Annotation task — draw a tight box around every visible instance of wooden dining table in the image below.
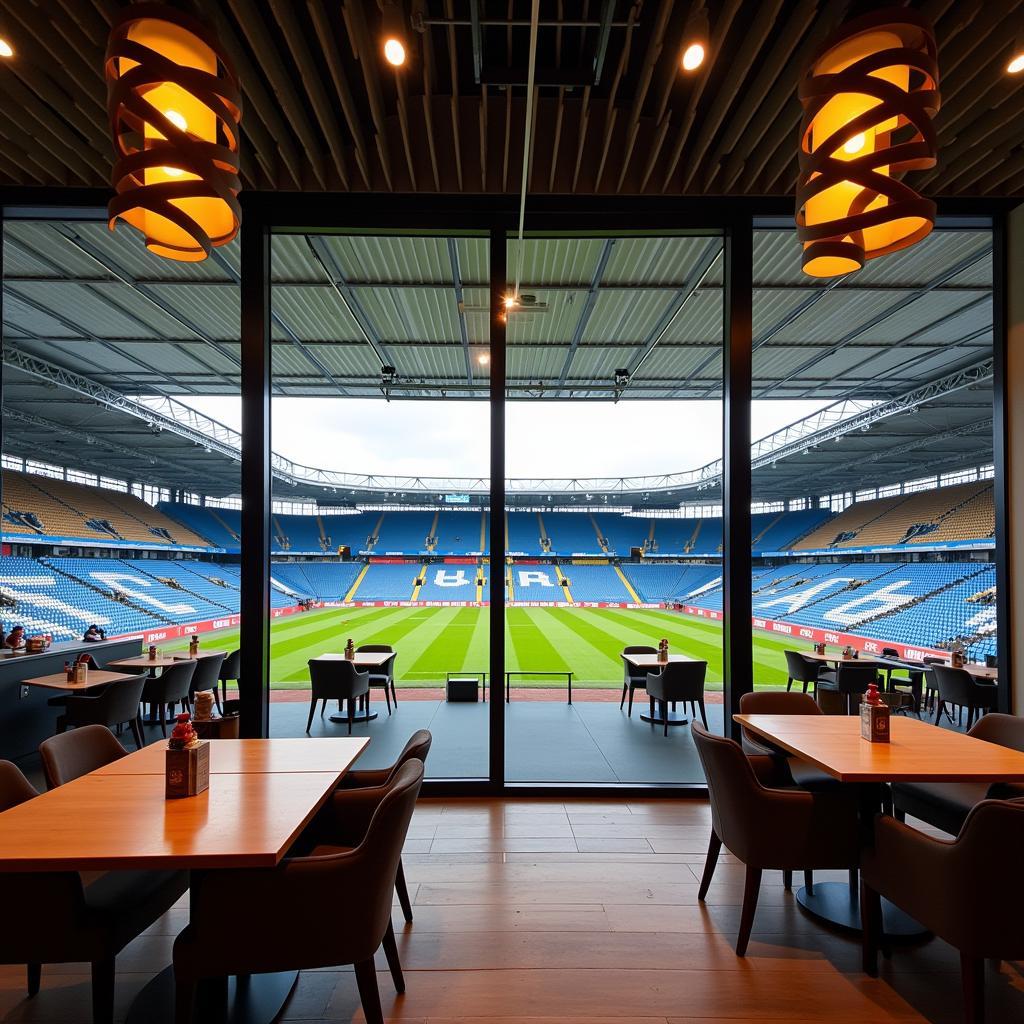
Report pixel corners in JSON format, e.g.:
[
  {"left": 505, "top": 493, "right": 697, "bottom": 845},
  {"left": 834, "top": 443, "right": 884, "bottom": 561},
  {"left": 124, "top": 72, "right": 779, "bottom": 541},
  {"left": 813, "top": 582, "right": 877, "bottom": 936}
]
[
  {"left": 20, "top": 669, "right": 131, "bottom": 692},
  {"left": 735, "top": 713, "right": 1024, "bottom": 934},
  {"left": 801, "top": 649, "right": 998, "bottom": 682},
  {"left": 0, "top": 736, "right": 369, "bottom": 1023}
]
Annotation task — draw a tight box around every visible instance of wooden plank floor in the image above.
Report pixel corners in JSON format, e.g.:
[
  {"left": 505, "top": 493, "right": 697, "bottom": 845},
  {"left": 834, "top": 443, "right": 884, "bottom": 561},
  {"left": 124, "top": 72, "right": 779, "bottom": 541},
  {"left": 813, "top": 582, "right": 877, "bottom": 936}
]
[{"left": 1, "top": 797, "right": 1022, "bottom": 1022}]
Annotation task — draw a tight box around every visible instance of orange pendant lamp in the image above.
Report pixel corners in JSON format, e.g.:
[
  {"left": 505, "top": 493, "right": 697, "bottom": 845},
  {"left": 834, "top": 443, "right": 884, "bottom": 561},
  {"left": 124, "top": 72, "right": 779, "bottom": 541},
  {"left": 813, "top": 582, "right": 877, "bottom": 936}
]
[
  {"left": 796, "top": 9, "right": 939, "bottom": 278},
  {"left": 106, "top": 5, "right": 242, "bottom": 262}
]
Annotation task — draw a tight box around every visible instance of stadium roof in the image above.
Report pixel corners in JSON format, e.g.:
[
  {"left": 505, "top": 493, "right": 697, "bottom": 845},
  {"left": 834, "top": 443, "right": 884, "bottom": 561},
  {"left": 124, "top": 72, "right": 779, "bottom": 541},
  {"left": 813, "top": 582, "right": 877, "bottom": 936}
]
[{"left": 0, "top": 214, "right": 993, "bottom": 506}]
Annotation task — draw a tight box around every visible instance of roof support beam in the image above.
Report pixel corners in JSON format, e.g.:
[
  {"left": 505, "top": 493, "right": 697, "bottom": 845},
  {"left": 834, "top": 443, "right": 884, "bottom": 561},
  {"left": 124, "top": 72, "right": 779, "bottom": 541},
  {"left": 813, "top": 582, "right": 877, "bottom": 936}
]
[
  {"left": 206, "top": 248, "right": 341, "bottom": 396},
  {"left": 556, "top": 238, "right": 616, "bottom": 393},
  {"left": 306, "top": 237, "right": 393, "bottom": 369},
  {"left": 447, "top": 238, "right": 474, "bottom": 385}
]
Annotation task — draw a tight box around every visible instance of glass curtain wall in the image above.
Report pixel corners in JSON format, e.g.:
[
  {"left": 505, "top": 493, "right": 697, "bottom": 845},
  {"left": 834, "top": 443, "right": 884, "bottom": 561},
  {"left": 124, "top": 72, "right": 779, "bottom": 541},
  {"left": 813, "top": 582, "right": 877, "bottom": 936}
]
[
  {"left": 267, "top": 231, "right": 491, "bottom": 779},
  {"left": 749, "top": 221, "right": 996, "bottom": 719},
  {"left": 503, "top": 233, "right": 724, "bottom": 785},
  {"left": 0, "top": 215, "right": 242, "bottom": 754}
]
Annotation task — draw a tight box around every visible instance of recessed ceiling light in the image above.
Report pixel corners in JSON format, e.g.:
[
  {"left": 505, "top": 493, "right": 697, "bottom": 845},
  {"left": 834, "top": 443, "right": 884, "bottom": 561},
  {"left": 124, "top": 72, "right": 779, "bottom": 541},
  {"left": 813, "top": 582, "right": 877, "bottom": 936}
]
[
  {"left": 1008, "top": 51, "right": 1024, "bottom": 74},
  {"left": 680, "top": 4, "right": 710, "bottom": 73},
  {"left": 0, "top": 38, "right": 13, "bottom": 59}
]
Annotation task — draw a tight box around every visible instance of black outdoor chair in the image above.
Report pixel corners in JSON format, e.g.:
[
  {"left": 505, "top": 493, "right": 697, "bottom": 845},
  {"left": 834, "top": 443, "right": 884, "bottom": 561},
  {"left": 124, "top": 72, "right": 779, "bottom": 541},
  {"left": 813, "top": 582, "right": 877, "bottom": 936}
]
[
  {"left": 931, "top": 664, "right": 997, "bottom": 730},
  {"left": 307, "top": 657, "right": 370, "bottom": 735},
  {"left": 878, "top": 647, "right": 922, "bottom": 714},
  {"left": 355, "top": 644, "right": 398, "bottom": 713},
  {"left": 140, "top": 659, "right": 197, "bottom": 737},
  {"left": 620, "top": 645, "right": 657, "bottom": 717},
  {"left": 783, "top": 650, "right": 822, "bottom": 695},
  {"left": 218, "top": 648, "right": 240, "bottom": 708},
  {"left": 647, "top": 660, "right": 708, "bottom": 735},
  {"left": 815, "top": 661, "right": 880, "bottom": 715},
  {"left": 56, "top": 672, "right": 147, "bottom": 750},
  {"left": 921, "top": 655, "right": 945, "bottom": 712}
]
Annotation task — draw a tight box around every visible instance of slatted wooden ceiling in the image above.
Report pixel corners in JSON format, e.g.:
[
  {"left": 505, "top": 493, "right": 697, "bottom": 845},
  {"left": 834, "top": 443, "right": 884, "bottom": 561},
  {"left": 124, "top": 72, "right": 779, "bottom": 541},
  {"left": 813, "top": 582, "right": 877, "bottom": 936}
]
[{"left": 0, "top": 0, "right": 1022, "bottom": 196}]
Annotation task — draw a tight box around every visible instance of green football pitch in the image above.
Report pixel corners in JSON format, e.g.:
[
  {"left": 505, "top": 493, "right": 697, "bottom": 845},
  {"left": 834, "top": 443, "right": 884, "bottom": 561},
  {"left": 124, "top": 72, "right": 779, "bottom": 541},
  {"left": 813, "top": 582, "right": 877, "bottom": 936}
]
[{"left": 161, "top": 604, "right": 811, "bottom": 689}]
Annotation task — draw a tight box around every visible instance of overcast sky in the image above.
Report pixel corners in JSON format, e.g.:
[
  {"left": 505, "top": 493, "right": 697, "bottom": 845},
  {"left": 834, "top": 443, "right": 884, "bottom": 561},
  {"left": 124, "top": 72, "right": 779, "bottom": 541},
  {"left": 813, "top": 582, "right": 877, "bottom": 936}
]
[{"left": 179, "top": 397, "right": 829, "bottom": 479}]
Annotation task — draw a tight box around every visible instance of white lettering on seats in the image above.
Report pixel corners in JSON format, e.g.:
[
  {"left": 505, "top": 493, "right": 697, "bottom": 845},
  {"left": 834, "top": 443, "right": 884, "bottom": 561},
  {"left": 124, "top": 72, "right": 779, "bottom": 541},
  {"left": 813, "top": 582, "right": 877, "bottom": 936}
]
[
  {"left": 0, "top": 576, "right": 110, "bottom": 630},
  {"left": 755, "top": 578, "right": 851, "bottom": 614},
  {"left": 434, "top": 570, "right": 472, "bottom": 587},
  {"left": 89, "top": 572, "right": 196, "bottom": 615},
  {"left": 517, "top": 570, "right": 555, "bottom": 588},
  {"left": 822, "top": 581, "right": 915, "bottom": 627}
]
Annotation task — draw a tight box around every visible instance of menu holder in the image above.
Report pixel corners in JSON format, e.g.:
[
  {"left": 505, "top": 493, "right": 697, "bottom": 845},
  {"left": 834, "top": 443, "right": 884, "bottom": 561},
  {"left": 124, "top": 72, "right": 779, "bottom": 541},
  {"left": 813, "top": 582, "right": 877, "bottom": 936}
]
[{"left": 166, "top": 741, "right": 210, "bottom": 798}]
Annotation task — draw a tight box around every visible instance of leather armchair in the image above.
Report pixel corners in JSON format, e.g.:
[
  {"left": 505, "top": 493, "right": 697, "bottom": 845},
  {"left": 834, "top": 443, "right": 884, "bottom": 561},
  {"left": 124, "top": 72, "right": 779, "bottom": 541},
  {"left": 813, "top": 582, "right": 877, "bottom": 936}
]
[
  {"left": 861, "top": 799, "right": 1024, "bottom": 1024},
  {"left": 173, "top": 759, "right": 425, "bottom": 1024},
  {"left": 784, "top": 650, "right": 822, "bottom": 695},
  {"left": 691, "top": 722, "right": 860, "bottom": 956},
  {"left": 0, "top": 760, "right": 187, "bottom": 1024},
  {"left": 932, "top": 664, "right": 997, "bottom": 729},
  {"left": 893, "top": 713, "right": 1024, "bottom": 834}
]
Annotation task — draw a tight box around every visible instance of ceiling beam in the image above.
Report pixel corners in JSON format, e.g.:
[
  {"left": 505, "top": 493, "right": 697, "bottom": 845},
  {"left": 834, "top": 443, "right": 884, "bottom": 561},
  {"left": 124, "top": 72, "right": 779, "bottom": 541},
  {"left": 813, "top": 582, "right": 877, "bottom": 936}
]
[
  {"left": 447, "top": 238, "right": 474, "bottom": 385},
  {"left": 555, "top": 238, "right": 616, "bottom": 393}
]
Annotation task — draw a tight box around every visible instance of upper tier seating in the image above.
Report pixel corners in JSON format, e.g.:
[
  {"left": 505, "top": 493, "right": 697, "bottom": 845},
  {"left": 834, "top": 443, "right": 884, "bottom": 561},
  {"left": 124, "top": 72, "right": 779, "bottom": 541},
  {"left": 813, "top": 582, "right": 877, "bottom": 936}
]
[
  {"left": 272, "top": 514, "right": 327, "bottom": 553},
  {"left": 433, "top": 511, "right": 487, "bottom": 555},
  {"left": 753, "top": 508, "right": 834, "bottom": 551},
  {"left": 910, "top": 483, "right": 994, "bottom": 545},
  {"left": 542, "top": 513, "right": 604, "bottom": 555},
  {"left": 1, "top": 472, "right": 210, "bottom": 547},
  {"left": 375, "top": 512, "right": 435, "bottom": 554},
  {"left": 159, "top": 503, "right": 239, "bottom": 549},
  {"left": 507, "top": 512, "right": 543, "bottom": 555},
  {"left": 591, "top": 514, "right": 650, "bottom": 554}
]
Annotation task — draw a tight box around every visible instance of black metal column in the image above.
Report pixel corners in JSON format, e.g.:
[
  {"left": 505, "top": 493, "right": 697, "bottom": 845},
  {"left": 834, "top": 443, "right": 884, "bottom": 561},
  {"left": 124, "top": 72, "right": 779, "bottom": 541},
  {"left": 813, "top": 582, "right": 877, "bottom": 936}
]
[
  {"left": 722, "top": 217, "right": 753, "bottom": 739},
  {"left": 239, "top": 203, "right": 272, "bottom": 738},
  {"left": 992, "top": 211, "right": 1013, "bottom": 714},
  {"left": 488, "top": 229, "right": 507, "bottom": 786}
]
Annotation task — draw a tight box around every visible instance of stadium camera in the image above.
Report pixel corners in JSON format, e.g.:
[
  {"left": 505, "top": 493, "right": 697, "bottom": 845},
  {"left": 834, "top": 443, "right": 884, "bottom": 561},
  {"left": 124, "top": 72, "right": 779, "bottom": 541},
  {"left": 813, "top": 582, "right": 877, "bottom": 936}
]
[
  {"left": 614, "top": 368, "right": 631, "bottom": 387},
  {"left": 381, "top": 365, "right": 396, "bottom": 384}
]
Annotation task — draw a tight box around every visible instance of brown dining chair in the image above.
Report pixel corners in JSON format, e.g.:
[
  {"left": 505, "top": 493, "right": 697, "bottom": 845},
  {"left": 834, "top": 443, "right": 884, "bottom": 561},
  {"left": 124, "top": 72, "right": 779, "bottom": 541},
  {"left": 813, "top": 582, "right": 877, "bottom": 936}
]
[
  {"left": 0, "top": 760, "right": 188, "bottom": 1024},
  {"left": 141, "top": 659, "right": 197, "bottom": 737},
  {"left": 322, "top": 729, "right": 432, "bottom": 923},
  {"left": 57, "top": 673, "right": 147, "bottom": 750},
  {"left": 691, "top": 722, "right": 860, "bottom": 955},
  {"left": 307, "top": 658, "right": 370, "bottom": 734},
  {"left": 861, "top": 798, "right": 1024, "bottom": 1024},
  {"left": 39, "top": 724, "right": 128, "bottom": 790},
  {"left": 620, "top": 645, "right": 657, "bottom": 716},
  {"left": 647, "top": 660, "right": 708, "bottom": 733},
  {"left": 173, "top": 759, "right": 425, "bottom": 1024},
  {"left": 355, "top": 644, "right": 399, "bottom": 713},
  {"left": 931, "top": 664, "right": 997, "bottom": 730},
  {"left": 892, "top": 713, "right": 1024, "bottom": 835}
]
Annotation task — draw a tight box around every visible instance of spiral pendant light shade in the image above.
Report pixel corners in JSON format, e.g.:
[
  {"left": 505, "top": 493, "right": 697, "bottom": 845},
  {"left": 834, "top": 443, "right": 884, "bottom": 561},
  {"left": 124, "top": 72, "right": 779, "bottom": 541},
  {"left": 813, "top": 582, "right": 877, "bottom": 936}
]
[
  {"left": 796, "top": 9, "right": 940, "bottom": 279},
  {"left": 106, "top": 4, "right": 242, "bottom": 262}
]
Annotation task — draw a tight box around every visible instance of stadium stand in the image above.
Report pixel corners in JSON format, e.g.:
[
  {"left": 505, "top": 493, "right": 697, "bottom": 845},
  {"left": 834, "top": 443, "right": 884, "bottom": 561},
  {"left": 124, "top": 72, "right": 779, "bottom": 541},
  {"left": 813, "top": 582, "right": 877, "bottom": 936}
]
[
  {"left": 272, "top": 513, "right": 327, "bottom": 553},
  {"left": 507, "top": 512, "right": 543, "bottom": 555},
  {"left": 909, "top": 483, "right": 994, "bottom": 545},
  {"left": 543, "top": 513, "right": 604, "bottom": 555},
  {"left": 591, "top": 513, "right": 649, "bottom": 554},
  {"left": 562, "top": 564, "right": 633, "bottom": 603},
  {"left": 352, "top": 563, "right": 421, "bottom": 601},
  {"left": 318, "top": 512, "right": 381, "bottom": 553},
  {"left": 433, "top": 510, "right": 487, "bottom": 554},
  {"left": 622, "top": 562, "right": 722, "bottom": 603},
  {"left": 375, "top": 511, "right": 435, "bottom": 554},
  {"left": 417, "top": 563, "right": 480, "bottom": 601},
  {"left": 753, "top": 507, "right": 833, "bottom": 551},
  {"left": 160, "top": 502, "right": 239, "bottom": 550},
  {"left": 122, "top": 560, "right": 235, "bottom": 611},
  {"left": 270, "top": 561, "right": 360, "bottom": 601},
  {"left": 509, "top": 564, "right": 562, "bottom": 599}
]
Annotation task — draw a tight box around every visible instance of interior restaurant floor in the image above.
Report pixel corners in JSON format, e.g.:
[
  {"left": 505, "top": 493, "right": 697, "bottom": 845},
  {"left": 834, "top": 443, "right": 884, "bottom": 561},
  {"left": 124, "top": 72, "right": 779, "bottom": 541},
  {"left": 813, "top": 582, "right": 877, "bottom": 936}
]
[{"left": 1, "top": 798, "right": 1022, "bottom": 1023}]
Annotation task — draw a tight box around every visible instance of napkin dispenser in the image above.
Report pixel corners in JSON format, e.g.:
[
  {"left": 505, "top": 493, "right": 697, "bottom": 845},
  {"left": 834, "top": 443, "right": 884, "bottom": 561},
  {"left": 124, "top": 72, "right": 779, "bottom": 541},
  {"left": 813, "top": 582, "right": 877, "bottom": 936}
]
[
  {"left": 859, "top": 683, "right": 890, "bottom": 744},
  {"left": 165, "top": 713, "right": 210, "bottom": 798}
]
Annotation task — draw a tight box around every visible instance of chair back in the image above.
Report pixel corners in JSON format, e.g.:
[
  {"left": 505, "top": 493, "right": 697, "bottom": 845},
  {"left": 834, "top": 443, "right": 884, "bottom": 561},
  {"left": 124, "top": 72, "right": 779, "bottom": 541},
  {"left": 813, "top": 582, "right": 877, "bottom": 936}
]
[
  {"left": 784, "top": 650, "right": 818, "bottom": 684},
  {"left": 390, "top": 729, "right": 432, "bottom": 775},
  {"left": 647, "top": 659, "right": 707, "bottom": 702},
  {"left": 357, "top": 645, "right": 397, "bottom": 682},
  {"left": 968, "top": 712, "right": 1024, "bottom": 751},
  {"left": 355, "top": 644, "right": 393, "bottom": 653},
  {"left": 219, "top": 649, "right": 241, "bottom": 681},
  {"left": 308, "top": 657, "right": 370, "bottom": 699},
  {"left": 39, "top": 724, "right": 127, "bottom": 789},
  {"left": 881, "top": 647, "right": 899, "bottom": 658},
  {"left": 189, "top": 652, "right": 227, "bottom": 696},
  {"left": 737, "top": 690, "right": 820, "bottom": 754},
  {"left": 65, "top": 673, "right": 146, "bottom": 729},
  {"left": 622, "top": 646, "right": 657, "bottom": 683},
  {"left": 147, "top": 659, "right": 196, "bottom": 703},
  {"left": 834, "top": 661, "right": 878, "bottom": 695},
  {"left": 0, "top": 760, "right": 37, "bottom": 810},
  {"left": 933, "top": 664, "right": 981, "bottom": 706}
]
